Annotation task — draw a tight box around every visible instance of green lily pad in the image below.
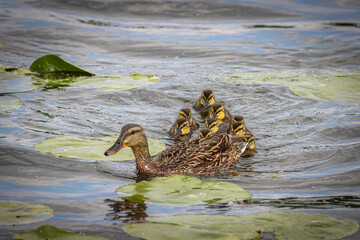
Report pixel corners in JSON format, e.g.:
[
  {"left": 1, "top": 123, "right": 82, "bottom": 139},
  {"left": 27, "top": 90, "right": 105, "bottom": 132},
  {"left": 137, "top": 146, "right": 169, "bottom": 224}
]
[
  {"left": 123, "top": 212, "right": 359, "bottom": 240},
  {"left": 0, "top": 98, "right": 23, "bottom": 111},
  {"left": 34, "top": 136, "right": 165, "bottom": 161},
  {"left": 13, "top": 225, "right": 111, "bottom": 240},
  {"left": 29, "top": 55, "right": 94, "bottom": 77},
  {"left": 71, "top": 74, "right": 160, "bottom": 90},
  {"left": 116, "top": 175, "right": 251, "bottom": 204},
  {"left": 225, "top": 71, "right": 360, "bottom": 103},
  {"left": 0, "top": 65, "right": 33, "bottom": 75},
  {"left": 0, "top": 201, "right": 53, "bottom": 226}
]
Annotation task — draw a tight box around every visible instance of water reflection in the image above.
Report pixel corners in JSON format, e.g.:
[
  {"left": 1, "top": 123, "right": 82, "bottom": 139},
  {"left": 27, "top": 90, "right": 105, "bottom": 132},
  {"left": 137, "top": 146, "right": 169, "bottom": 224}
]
[{"left": 104, "top": 198, "right": 148, "bottom": 223}]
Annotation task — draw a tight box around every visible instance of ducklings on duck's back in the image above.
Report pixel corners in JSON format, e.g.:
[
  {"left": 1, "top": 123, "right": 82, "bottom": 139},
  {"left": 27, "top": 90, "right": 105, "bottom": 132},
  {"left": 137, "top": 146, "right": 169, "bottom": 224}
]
[
  {"left": 105, "top": 123, "right": 248, "bottom": 178},
  {"left": 194, "top": 90, "right": 216, "bottom": 113},
  {"left": 228, "top": 118, "right": 256, "bottom": 156},
  {"left": 169, "top": 118, "right": 192, "bottom": 142}
]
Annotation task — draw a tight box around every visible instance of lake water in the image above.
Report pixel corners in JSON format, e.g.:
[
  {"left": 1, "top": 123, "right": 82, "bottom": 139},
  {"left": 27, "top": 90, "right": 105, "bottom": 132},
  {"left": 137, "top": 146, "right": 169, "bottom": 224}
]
[{"left": 0, "top": 0, "right": 360, "bottom": 239}]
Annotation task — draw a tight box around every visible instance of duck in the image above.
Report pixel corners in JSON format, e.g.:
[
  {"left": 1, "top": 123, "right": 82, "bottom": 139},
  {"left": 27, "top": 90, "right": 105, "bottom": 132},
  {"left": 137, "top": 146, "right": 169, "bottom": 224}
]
[
  {"left": 194, "top": 90, "right": 217, "bottom": 114},
  {"left": 205, "top": 118, "right": 220, "bottom": 134},
  {"left": 104, "top": 123, "right": 248, "bottom": 178},
  {"left": 168, "top": 118, "right": 192, "bottom": 142},
  {"left": 198, "top": 128, "right": 212, "bottom": 140},
  {"left": 169, "top": 108, "right": 199, "bottom": 133},
  {"left": 228, "top": 119, "right": 256, "bottom": 157},
  {"left": 208, "top": 103, "right": 231, "bottom": 124}
]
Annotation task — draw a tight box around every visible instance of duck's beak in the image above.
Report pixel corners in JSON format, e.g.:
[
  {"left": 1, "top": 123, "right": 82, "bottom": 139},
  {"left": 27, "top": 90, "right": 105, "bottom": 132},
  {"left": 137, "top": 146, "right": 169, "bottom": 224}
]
[{"left": 104, "top": 140, "right": 127, "bottom": 156}]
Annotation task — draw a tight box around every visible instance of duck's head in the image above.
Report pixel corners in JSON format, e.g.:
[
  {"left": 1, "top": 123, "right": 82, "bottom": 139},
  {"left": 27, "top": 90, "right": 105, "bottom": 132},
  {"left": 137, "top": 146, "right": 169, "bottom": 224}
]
[
  {"left": 205, "top": 118, "right": 219, "bottom": 134},
  {"left": 209, "top": 103, "right": 226, "bottom": 121},
  {"left": 230, "top": 121, "right": 245, "bottom": 136},
  {"left": 174, "top": 118, "right": 191, "bottom": 136},
  {"left": 200, "top": 90, "right": 216, "bottom": 109},
  {"left": 178, "top": 108, "right": 197, "bottom": 127},
  {"left": 232, "top": 115, "right": 244, "bottom": 124},
  {"left": 104, "top": 124, "right": 147, "bottom": 156},
  {"left": 198, "top": 128, "right": 212, "bottom": 140}
]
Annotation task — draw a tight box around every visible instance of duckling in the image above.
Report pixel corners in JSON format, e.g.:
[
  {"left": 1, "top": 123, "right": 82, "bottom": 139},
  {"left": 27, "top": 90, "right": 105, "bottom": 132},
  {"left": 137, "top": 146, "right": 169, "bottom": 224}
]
[
  {"left": 194, "top": 90, "right": 216, "bottom": 113},
  {"left": 228, "top": 120, "right": 256, "bottom": 157},
  {"left": 104, "top": 123, "right": 248, "bottom": 178},
  {"left": 169, "top": 108, "right": 199, "bottom": 134},
  {"left": 169, "top": 118, "right": 192, "bottom": 142},
  {"left": 208, "top": 103, "right": 231, "bottom": 124},
  {"left": 198, "top": 128, "right": 212, "bottom": 140},
  {"left": 205, "top": 118, "right": 220, "bottom": 134}
]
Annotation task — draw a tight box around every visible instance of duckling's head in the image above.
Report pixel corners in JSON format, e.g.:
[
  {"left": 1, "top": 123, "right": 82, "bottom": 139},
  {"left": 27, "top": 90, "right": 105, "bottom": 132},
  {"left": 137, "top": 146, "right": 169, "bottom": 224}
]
[
  {"left": 178, "top": 108, "right": 197, "bottom": 126},
  {"left": 209, "top": 103, "right": 226, "bottom": 121},
  {"left": 230, "top": 121, "right": 245, "bottom": 136},
  {"left": 232, "top": 115, "right": 244, "bottom": 124},
  {"left": 198, "top": 128, "right": 212, "bottom": 140},
  {"left": 104, "top": 124, "right": 147, "bottom": 156},
  {"left": 205, "top": 118, "right": 219, "bottom": 134},
  {"left": 174, "top": 118, "right": 191, "bottom": 136},
  {"left": 200, "top": 90, "right": 216, "bottom": 109}
]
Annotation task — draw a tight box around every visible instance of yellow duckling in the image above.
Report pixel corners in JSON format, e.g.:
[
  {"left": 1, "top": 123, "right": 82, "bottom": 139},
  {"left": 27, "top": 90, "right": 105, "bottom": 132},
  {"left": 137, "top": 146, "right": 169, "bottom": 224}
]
[
  {"left": 105, "top": 123, "right": 248, "bottom": 178},
  {"left": 194, "top": 90, "right": 216, "bottom": 113},
  {"left": 205, "top": 118, "right": 220, "bottom": 134},
  {"left": 208, "top": 103, "right": 231, "bottom": 124},
  {"left": 228, "top": 120, "right": 256, "bottom": 157},
  {"left": 169, "top": 108, "right": 199, "bottom": 133},
  {"left": 198, "top": 128, "right": 212, "bottom": 140},
  {"left": 169, "top": 118, "right": 192, "bottom": 142}
]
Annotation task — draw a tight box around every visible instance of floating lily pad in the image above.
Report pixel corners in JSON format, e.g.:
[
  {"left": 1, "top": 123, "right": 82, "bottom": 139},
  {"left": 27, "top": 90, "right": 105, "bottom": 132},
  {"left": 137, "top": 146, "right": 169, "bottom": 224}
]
[
  {"left": 34, "top": 136, "right": 165, "bottom": 161},
  {"left": 0, "top": 65, "right": 33, "bottom": 75},
  {"left": 123, "top": 212, "right": 359, "bottom": 240},
  {"left": 116, "top": 175, "right": 251, "bottom": 204},
  {"left": 0, "top": 98, "right": 23, "bottom": 111},
  {"left": 225, "top": 71, "right": 360, "bottom": 103},
  {"left": 14, "top": 225, "right": 111, "bottom": 240},
  {"left": 71, "top": 74, "right": 160, "bottom": 90},
  {"left": 29, "top": 55, "right": 94, "bottom": 77},
  {"left": 0, "top": 201, "right": 53, "bottom": 226}
]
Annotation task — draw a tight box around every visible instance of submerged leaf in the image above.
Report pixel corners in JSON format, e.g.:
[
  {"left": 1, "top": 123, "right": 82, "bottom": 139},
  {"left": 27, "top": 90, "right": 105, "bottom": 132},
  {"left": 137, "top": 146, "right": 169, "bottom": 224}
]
[
  {"left": 0, "top": 201, "right": 53, "bottom": 226},
  {"left": 29, "top": 54, "right": 94, "bottom": 77},
  {"left": 13, "top": 225, "right": 111, "bottom": 240},
  {"left": 225, "top": 71, "right": 360, "bottom": 103},
  {"left": 34, "top": 136, "right": 165, "bottom": 161},
  {"left": 123, "top": 212, "right": 359, "bottom": 240},
  {"left": 0, "top": 98, "right": 23, "bottom": 111},
  {"left": 116, "top": 175, "right": 251, "bottom": 204}
]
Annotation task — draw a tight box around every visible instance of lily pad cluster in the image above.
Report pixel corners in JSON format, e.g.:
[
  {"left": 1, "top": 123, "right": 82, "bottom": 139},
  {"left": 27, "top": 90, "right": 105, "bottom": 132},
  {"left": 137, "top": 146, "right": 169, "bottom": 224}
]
[
  {"left": 116, "top": 175, "right": 251, "bottom": 204},
  {"left": 34, "top": 136, "right": 165, "bottom": 161},
  {"left": 123, "top": 212, "right": 359, "bottom": 240},
  {"left": 14, "top": 225, "right": 110, "bottom": 240},
  {"left": 225, "top": 71, "right": 360, "bottom": 103},
  {"left": 0, "top": 201, "right": 53, "bottom": 226}
]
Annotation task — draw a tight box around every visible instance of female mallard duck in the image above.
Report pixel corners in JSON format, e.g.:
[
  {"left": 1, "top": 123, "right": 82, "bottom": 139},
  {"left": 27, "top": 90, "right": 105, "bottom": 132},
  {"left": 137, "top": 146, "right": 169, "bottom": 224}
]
[
  {"left": 169, "top": 108, "right": 199, "bottom": 134},
  {"left": 168, "top": 118, "right": 192, "bottom": 142},
  {"left": 105, "top": 123, "right": 248, "bottom": 178},
  {"left": 194, "top": 90, "right": 216, "bottom": 113},
  {"left": 198, "top": 128, "right": 212, "bottom": 140},
  {"left": 208, "top": 103, "right": 231, "bottom": 124}
]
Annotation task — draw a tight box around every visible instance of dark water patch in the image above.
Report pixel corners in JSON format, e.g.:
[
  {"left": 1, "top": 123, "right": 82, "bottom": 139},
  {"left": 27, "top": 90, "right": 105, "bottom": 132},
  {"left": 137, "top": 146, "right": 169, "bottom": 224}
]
[
  {"left": 246, "top": 24, "right": 294, "bottom": 29},
  {"left": 325, "top": 22, "right": 360, "bottom": 28}
]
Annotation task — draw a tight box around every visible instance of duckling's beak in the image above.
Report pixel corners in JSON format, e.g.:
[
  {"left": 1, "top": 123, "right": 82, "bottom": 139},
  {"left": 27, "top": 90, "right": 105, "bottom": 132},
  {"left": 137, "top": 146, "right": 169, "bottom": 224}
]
[
  {"left": 204, "top": 100, "right": 209, "bottom": 108},
  {"left": 104, "top": 140, "right": 127, "bottom": 156},
  {"left": 210, "top": 113, "right": 217, "bottom": 120},
  {"left": 175, "top": 128, "right": 182, "bottom": 136},
  {"left": 232, "top": 131, "right": 237, "bottom": 135}
]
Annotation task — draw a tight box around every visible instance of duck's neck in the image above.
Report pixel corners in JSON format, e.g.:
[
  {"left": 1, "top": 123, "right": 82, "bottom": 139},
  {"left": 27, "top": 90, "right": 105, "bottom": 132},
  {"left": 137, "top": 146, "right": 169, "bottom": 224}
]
[{"left": 130, "top": 142, "right": 152, "bottom": 173}]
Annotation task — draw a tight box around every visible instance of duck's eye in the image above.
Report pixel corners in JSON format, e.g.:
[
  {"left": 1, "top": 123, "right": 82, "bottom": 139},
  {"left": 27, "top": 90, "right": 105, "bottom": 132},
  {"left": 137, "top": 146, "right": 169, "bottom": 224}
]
[{"left": 130, "top": 130, "right": 136, "bottom": 135}]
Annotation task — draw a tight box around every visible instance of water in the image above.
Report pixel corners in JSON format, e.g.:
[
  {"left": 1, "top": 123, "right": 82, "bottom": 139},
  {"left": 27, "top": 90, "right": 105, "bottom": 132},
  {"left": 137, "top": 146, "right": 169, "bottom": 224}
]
[{"left": 0, "top": 0, "right": 360, "bottom": 239}]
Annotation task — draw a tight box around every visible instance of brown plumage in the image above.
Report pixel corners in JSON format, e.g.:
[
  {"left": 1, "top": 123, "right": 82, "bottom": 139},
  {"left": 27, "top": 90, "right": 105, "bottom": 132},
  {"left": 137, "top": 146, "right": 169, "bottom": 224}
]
[
  {"left": 198, "top": 128, "right": 212, "bottom": 140},
  {"left": 105, "top": 123, "right": 248, "bottom": 178}
]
